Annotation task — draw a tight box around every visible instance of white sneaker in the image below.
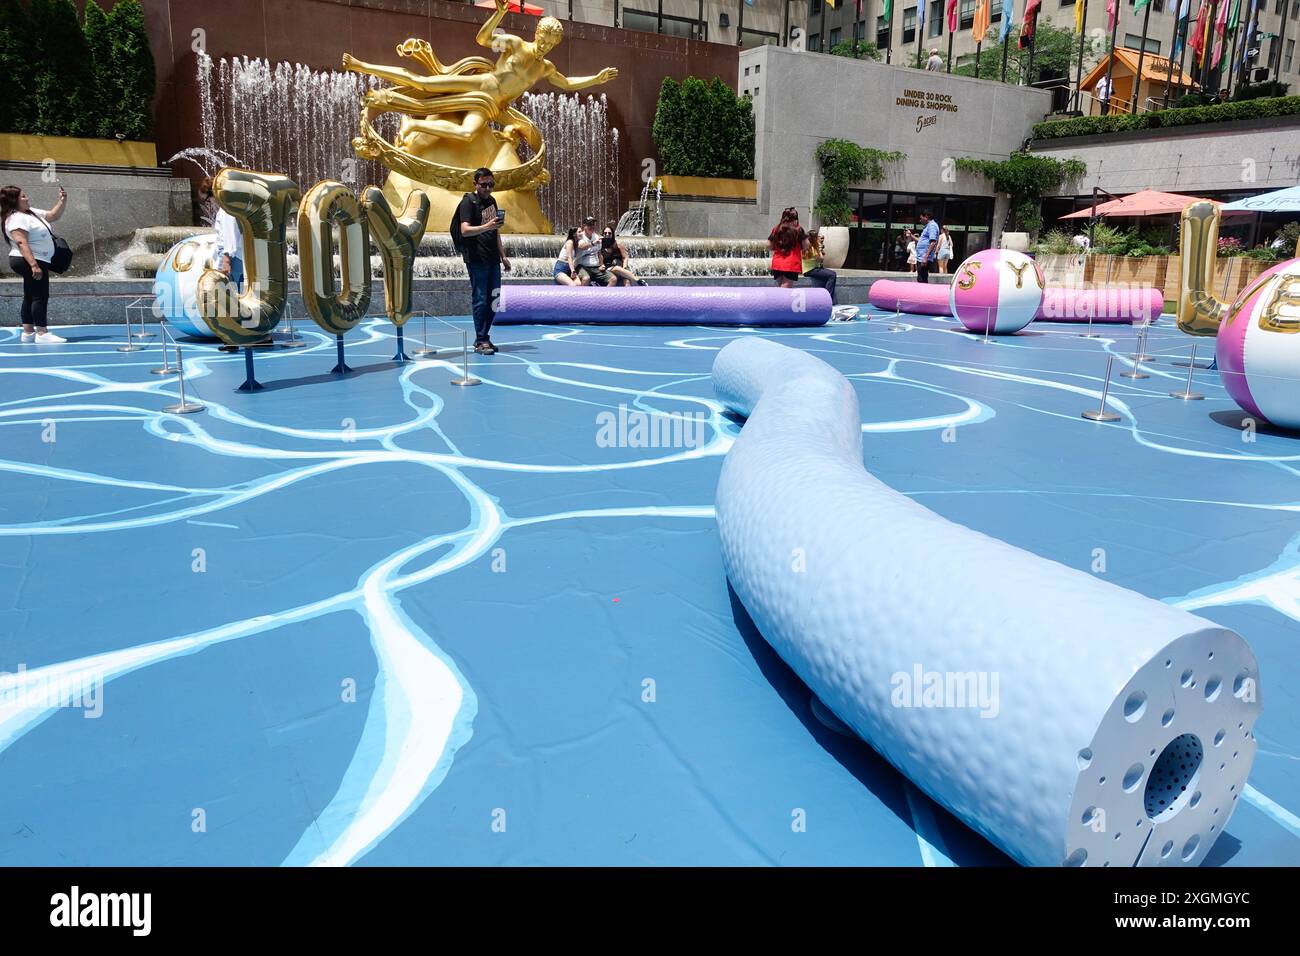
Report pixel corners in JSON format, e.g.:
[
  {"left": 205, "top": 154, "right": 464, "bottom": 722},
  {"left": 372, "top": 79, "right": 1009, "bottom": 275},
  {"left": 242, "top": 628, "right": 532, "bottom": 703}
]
[
  {"left": 20, "top": 331, "right": 35, "bottom": 343},
  {"left": 35, "top": 332, "right": 67, "bottom": 344}
]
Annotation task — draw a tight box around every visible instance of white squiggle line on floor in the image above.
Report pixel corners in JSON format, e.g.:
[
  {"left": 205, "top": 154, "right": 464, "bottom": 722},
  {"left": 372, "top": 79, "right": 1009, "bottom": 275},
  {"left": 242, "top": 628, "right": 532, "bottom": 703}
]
[
  {"left": 1243, "top": 785, "right": 1300, "bottom": 840},
  {"left": 1166, "top": 532, "right": 1300, "bottom": 623}
]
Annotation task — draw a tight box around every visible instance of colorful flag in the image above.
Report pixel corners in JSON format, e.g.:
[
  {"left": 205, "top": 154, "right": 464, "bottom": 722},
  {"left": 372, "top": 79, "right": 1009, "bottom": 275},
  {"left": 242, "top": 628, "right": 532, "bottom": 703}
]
[
  {"left": 1172, "top": 0, "right": 1192, "bottom": 58},
  {"left": 885, "top": 0, "right": 894, "bottom": 21},
  {"left": 918, "top": 0, "right": 926, "bottom": 34},
  {"left": 973, "top": 0, "right": 991, "bottom": 41},
  {"left": 1075, "top": 0, "right": 1086, "bottom": 34},
  {"left": 1019, "top": 0, "right": 1041, "bottom": 48},
  {"left": 999, "top": 0, "right": 1015, "bottom": 42},
  {"left": 1135, "top": 0, "right": 1150, "bottom": 9},
  {"left": 1188, "top": 0, "right": 1208, "bottom": 63},
  {"left": 1107, "top": 0, "right": 1117, "bottom": 30},
  {"left": 1211, "top": 0, "right": 1231, "bottom": 66},
  {"left": 825, "top": 0, "right": 835, "bottom": 7},
  {"left": 948, "top": 0, "right": 959, "bottom": 30}
]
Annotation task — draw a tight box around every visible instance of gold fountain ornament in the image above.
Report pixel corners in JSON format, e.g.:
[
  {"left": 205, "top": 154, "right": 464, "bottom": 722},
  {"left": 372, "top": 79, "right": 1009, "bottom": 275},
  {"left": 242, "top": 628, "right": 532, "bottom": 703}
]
[{"left": 344, "top": 0, "right": 619, "bottom": 235}]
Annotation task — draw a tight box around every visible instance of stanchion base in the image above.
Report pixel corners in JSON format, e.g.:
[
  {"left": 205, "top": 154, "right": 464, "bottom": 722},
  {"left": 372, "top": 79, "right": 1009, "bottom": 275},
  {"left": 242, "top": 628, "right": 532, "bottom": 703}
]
[
  {"left": 149, "top": 366, "right": 179, "bottom": 376},
  {"left": 130, "top": 332, "right": 157, "bottom": 341},
  {"left": 450, "top": 376, "right": 481, "bottom": 387},
  {"left": 412, "top": 348, "right": 438, "bottom": 358},
  {"left": 1078, "top": 332, "right": 1100, "bottom": 339},
  {"left": 887, "top": 326, "right": 905, "bottom": 333},
  {"left": 163, "top": 402, "right": 205, "bottom": 414},
  {"left": 1132, "top": 354, "right": 1155, "bottom": 363},
  {"left": 330, "top": 363, "right": 354, "bottom": 375},
  {"left": 277, "top": 337, "right": 309, "bottom": 349},
  {"left": 1081, "top": 410, "right": 1121, "bottom": 422},
  {"left": 116, "top": 345, "right": 143, "bottom": 353},
  {"left": 1172, "top": 360, "right": 1213, "bottom": 369},
  {"left": 236, "top": 380, "right": 265, "bottom": 392},
  {"left": 1169, "top": 391, "right": 1205, "bottom": 400},
  {"left": 1120, "top": 371, "right": 1149, "bottom": 379}
]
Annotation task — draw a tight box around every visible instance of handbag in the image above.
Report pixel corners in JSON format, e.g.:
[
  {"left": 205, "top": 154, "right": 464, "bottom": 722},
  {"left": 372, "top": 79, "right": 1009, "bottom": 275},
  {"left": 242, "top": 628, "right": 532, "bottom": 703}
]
[{"left": 33, "top": 212, "right": 73, "bottom": 274}]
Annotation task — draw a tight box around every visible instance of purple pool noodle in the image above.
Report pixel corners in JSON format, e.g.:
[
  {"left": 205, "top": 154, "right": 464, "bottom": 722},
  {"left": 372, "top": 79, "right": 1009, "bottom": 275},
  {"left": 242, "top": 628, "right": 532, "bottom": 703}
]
[
  {"left": 868, "top": 279, "right": 1165, "bottom": 324},
  {"left": 496, "top": 285, "right": 831, "bottom": 327}
]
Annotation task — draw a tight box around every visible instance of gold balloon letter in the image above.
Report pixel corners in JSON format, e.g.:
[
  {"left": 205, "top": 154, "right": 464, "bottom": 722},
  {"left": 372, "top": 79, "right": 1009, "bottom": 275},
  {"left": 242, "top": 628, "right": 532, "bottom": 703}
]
[
  {"left": 957, "top": 259, "right": 982, "bottom": 290},
  {"left": 362, "top": 186, "right": 429, "bottom": 327},
  {"left": 197, "top": 167, "right": 299, "bottom": 346},
  {"left": 298, "top": 181, "right": 373, "bottom": 335}
]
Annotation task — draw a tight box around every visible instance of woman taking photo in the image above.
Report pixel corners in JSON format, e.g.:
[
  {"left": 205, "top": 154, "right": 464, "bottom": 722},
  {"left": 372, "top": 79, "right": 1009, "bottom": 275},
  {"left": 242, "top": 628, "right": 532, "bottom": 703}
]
[
  {"left": 768, "top": 207, "right": 806, "bottom": 289},
  {"left": 552, "top": 227, "right": 586, "bottom": 286},
  {"left": 600, "top": 223, "right": 647, "bottom": 286},
  {"left": 3, "top": 185, "right": 68, "bottom": 344}
]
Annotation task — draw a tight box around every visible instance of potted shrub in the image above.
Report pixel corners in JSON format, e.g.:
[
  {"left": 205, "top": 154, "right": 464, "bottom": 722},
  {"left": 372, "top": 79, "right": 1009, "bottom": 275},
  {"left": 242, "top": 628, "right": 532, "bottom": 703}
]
[{"left": 813, "top": 139, "right": 901, "bottom": 269}]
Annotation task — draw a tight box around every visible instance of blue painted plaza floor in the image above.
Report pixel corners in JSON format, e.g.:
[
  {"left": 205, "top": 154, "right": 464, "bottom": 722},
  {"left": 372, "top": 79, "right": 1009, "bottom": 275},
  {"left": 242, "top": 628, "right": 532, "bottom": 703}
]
[{"left": 1, "top": 309, "right": 1298, "bottom": 866}]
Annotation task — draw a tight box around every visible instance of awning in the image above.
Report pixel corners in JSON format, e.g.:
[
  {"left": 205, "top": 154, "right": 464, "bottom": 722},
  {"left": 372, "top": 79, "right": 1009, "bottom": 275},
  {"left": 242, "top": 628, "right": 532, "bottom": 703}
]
[{"left": 1221, "top": 186, "right": 1300, "bottom": 213}]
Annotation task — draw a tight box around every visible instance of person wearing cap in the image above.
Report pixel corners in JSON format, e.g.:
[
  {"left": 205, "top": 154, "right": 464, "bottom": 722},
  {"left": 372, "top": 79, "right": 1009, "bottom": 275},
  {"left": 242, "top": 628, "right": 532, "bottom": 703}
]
[
  {"left": 926, "top": 48, "right": 943, "bottom": 71},
  {"left": 575, "top": 216, "right": 611, "bottom": 286}
]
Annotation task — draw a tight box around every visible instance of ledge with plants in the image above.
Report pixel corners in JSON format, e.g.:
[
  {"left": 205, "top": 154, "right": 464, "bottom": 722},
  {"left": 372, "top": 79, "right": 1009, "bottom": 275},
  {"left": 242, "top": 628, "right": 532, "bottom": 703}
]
[
  {"left": 1030, "top": 96, "right": 1300, "bottom": 142},
  {"left": 813, "top": 139, "right": 902, "bottom": 270},
  {"left": 954, "top": 153, "right": 1086, "bottom": 236},
  {"left": 0, "top": 0, "right": 157, "bottom": 165}
]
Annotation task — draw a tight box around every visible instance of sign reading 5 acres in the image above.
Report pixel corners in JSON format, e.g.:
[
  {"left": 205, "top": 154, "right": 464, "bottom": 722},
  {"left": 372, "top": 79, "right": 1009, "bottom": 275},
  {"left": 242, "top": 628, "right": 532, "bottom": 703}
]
[{"left": 896, "top": 88, "right": 959, "bottom": 133}]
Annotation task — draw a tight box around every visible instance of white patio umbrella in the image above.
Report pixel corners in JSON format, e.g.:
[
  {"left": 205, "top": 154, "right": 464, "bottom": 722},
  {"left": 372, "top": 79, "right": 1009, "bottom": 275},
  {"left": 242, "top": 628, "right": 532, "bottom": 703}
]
[{"left": 1221, "top": 186, "right": 1300, "bottom": 213}]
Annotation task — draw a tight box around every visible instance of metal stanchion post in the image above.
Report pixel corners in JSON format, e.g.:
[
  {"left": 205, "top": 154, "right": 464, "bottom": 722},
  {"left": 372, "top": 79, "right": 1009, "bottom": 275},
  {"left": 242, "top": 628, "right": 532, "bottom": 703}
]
[
  {"left": 978, "top": 306, "right": 995, "bottom": 344},
  {"left": 450, "top": 329, "right": 481, "bottom": 387},
  {"left": 413, "top": 312, "right": 437, "bottom": 358},
  {"left": 1082, "top": 355, "right": 1122, "bottom": 422},
  {"left": 130, "top": 297, "right": 155, "bottom": 340},
  {"left": 149, "top": 319, "right": 178, "bottom": 375},
  {"left": 278, "top": 299, "right": 307, "bottom": 348},
  {"left": 1169, "top": 341, "right": 1205, "bottom": 400},
  {"left": 1120, "top": 331, "right": 1150, "bottom": 379},
  {"left": 163, "top": 346, "right": 205, "bottom": 414},
  {"left": 117, "top": 299, "right": 143, "bottom": 352},
  {"left": 1132, "top": 318, "right": 1154, "bottom": 364},
  {"left": 889, "top": 301, "right": 904, "bottom": 333}
]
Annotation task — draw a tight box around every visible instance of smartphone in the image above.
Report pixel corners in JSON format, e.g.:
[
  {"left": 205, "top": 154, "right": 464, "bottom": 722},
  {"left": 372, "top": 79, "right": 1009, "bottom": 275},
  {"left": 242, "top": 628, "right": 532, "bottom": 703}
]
[{"left": 496, "top": 209, "right": 506, "bottom": 224}]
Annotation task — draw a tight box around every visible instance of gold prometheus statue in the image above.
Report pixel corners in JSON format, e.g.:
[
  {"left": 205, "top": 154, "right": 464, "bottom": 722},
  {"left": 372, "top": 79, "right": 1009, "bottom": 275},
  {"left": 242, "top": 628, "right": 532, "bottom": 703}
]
[{"left": 344, "top": 0, "right": 619, "bottom": 235}]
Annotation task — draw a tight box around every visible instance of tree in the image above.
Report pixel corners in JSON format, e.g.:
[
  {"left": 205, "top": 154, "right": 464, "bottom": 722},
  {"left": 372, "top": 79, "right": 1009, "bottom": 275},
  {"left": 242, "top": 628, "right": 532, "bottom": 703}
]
[
  {"left": 829, "top": 39, "right": 883, "bottom": 61},
  {"left": 0, "top": 0, "right": 37, "bottom": 134},
  {"left": 30, "top": 0, "right": 96, "bottom": 137},
  {"left": 953, "top": 22, "right": 1091, "bottom": 85},
  {"left": 956, "top": 152, "right": 1087, "bottom": 234},
  {"left": 652, "top": 75, "right": 754, "bottom": 178},
  {"left": 83, "top": 0, "right": 114, "bottom": 139},
  {"left": 106, "top": 0, "right": 156, "bottom": 140}
]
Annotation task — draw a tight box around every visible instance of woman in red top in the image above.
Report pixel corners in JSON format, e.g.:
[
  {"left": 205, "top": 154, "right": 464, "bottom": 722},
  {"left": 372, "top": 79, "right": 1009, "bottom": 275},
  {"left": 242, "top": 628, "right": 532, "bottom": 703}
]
[{"left": 767, "top": 207, "right": 808, "bottom": 288}]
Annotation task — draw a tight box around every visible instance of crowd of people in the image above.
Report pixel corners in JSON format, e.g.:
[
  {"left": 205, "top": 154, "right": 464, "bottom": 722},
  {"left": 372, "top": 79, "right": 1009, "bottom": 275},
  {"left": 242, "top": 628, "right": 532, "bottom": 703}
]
[{"left": 552, "top": 217, "right": 648, "bottom": 288}]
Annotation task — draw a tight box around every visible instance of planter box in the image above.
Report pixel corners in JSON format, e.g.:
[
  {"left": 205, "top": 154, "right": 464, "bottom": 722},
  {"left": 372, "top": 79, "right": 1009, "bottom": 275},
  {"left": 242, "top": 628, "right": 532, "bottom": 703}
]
[
  {"left": 0, "top": 133, "right": 158, "bottom": 169},
  {"left": 1083, "top": 254, "right": 1172, "bottom": 291},
  {"left": 657, "top": 176, "right": 757, "bottom": 201}
]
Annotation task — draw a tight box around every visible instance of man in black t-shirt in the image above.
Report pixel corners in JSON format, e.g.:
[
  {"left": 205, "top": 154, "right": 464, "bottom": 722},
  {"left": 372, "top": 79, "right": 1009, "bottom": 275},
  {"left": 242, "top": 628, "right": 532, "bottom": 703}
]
[{"left": 456, "top": 167, "right": 513, "bottom": 354}]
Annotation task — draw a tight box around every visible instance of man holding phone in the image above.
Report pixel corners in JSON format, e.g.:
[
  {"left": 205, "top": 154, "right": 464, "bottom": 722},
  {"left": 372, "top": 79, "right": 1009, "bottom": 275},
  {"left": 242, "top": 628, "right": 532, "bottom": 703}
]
[{"left": 457, "top": 167, "right": 512, "bottom": 354}]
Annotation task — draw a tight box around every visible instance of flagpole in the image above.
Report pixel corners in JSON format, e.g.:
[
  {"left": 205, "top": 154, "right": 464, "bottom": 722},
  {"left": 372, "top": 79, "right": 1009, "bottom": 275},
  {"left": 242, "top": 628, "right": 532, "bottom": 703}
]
[
  {"left": 1273, "top": 1, "right": 1289, "bottom": 86},
  {"left": 887, "top": 2, "right": 895, "bottom": 63},
  {"left": 1133, "top": 0, "right": 1153, "bottom": 112},
  {"left": 1001, "top": 33, "right": 1010, "bottom": 82},
  {"left": 1162, "top": 1, "right": 1184, "bottom": 108},
  {"left": 917, "top": 9, "right": 924, "bottom": 66},
  {"left": 1224, "top": 0, "right": 1241, "bottom": 97},
  {"left": 1199, "top": 0, "right": 1219, "bottom": 91},
  {"left": 1073, "top": 0, "right": 1088, "bottom": 112},
  {"left": 1176, "top": 2, "right": 1193, "bottom": 98},
  {"left": 1103, "top": 1, "right": 1120, "bottom": 114},
  {"left": 1028, "top": 27, "right": 1038, "bottom": 80},
  {"left": 976, "top": 40, "right": 982, "bottom": 77}
]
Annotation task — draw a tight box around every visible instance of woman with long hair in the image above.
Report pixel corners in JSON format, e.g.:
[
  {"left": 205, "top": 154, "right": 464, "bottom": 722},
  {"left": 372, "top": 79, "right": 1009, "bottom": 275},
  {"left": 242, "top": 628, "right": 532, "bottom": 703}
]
[
  {"left": 3, "top": 185, "right": 68, "bottom": 343},
  {"left": 768, "top": 207, "right": 807, "bottom": 289},
  {"left": 552, "top": 227, "right": 586, "bottom": 285},
  {"left": 601, "top": 222, "right": 647, "bottom": 286},
  {"left": 936, "top": 226, "right": 953, "bottom": 274},
  {"left": 194, "top": 176, "right": 219, "bottom": 227}
]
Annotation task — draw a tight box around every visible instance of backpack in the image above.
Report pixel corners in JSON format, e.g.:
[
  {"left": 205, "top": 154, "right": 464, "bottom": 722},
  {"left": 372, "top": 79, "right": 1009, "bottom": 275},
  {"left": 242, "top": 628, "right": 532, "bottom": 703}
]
[{"left": 449, "top": 193, "right": 473, "bottom": 255}]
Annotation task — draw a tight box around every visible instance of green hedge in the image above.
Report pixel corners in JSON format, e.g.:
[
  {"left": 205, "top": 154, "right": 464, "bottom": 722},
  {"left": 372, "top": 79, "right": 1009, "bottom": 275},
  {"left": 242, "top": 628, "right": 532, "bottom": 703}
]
[
  {"left": 1032, "top": 96, "right": 1300, "bottom": 141},
  {"left": 652, "top": 77, "right": 755, "bottom": 179},
  {"left": 0, "top": 0, "right": 154, "bottom": 140}
]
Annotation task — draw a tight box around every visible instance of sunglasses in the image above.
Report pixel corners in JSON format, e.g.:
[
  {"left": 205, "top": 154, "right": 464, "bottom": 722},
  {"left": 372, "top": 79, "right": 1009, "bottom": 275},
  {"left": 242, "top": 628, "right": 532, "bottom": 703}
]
[{"left": 477, "top": 181, "right": 495, "bottom": 189}]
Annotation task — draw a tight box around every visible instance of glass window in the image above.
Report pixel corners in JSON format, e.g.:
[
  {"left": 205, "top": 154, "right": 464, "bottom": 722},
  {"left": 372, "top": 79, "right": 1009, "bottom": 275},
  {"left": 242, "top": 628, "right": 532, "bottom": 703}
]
[
  {"left": 622, "top": 10, "right": 702, "bottom": 39},
  {"left": 1287, "top": 39, "right": 1295, "bottom": 72},
  {"left": 1060, "top": 0, "right": 1076, "bottom": 6},
  {"left": 1124, "top": 33, "right": 1161, "bottom": 54},
  {"left": 830, "top": 27, "right": 842, "bottom": 47},
  {"left": 854, "top": 19, "right": 865, "bottom": 42},
  {"left": 812, "top": 0, "right": 823, "bottom": 13},
  {"left": 877, "top": 15, "right": 890, "bottom": 47},
  {"left": 809, "top": 32, "right": 821, "bottom": 52},
  {"left": 929, "top": 0, "right": 944, "bottom": 36},
  {"left": 960, "top": 0, "right": 976, "bottom": 28},
  {"left": 903, "top": 7, "right": 917, "bottom": 44}
]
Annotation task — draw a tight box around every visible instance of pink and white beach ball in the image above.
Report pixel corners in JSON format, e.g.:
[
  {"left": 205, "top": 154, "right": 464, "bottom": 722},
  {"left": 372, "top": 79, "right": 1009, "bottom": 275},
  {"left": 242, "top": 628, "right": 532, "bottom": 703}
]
[
  {"left": 949, "top": 249, "right": 1046, "bottom": 335},
  {"left": 1214, "top": 258, "right": 1300, "bottom": 430}
]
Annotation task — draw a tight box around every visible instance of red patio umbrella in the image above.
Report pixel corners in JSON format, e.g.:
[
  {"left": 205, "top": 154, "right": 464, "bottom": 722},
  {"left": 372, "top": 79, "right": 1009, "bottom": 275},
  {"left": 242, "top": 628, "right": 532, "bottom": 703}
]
[
  {"left": 474, "top": 0, "right": 544, "bottom": 14},
  {"left": 1060, "top": 189, "right": 1250, "bottom": 219}
]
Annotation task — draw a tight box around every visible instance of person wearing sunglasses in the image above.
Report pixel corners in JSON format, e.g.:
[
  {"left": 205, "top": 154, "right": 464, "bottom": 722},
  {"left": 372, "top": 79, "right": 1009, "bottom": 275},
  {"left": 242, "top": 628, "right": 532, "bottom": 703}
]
[
  {"left": 600, "top": 222, "right": 647, "bottom": 287},
  {"left": 456, "top": 167, "right": 512, "bottom": 354}
]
